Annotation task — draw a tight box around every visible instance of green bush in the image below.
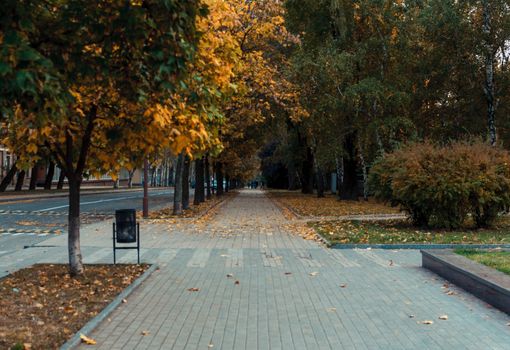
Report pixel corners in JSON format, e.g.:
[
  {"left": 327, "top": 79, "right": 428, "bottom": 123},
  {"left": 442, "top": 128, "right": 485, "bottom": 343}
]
[{"left": 369, "top": 141, "right": 510, "bottom": 229}]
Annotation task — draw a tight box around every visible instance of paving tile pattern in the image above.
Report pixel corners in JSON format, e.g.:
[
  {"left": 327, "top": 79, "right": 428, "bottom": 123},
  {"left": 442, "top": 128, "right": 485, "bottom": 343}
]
[{"left": 1, "top": 190, "right": 509, "bottom": 349}]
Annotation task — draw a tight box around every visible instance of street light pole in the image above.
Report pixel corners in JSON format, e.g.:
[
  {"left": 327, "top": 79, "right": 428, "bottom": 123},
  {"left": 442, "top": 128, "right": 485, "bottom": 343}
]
[{"left": 143, "top": 158, "right": 149, "bottom": 218}]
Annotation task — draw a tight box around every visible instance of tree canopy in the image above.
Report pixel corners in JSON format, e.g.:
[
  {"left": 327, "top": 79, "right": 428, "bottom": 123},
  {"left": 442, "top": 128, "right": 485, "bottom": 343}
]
[{"left": 3, "top": 0, "right": 510, "bottom": 274}]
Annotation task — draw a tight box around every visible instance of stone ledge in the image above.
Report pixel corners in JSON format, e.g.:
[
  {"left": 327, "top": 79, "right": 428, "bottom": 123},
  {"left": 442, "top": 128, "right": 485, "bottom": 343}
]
[{"left": 421, "top": 249, "right": 510, "bottom": 314}]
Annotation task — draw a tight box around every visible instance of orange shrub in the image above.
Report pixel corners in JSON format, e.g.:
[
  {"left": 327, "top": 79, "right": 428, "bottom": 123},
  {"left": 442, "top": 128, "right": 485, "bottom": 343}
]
[{"left": 369, "top": 141, "right": 510, "bottom": 228}]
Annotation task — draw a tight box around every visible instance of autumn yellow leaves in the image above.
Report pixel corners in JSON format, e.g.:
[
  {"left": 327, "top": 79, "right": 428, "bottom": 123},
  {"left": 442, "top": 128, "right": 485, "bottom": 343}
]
[{"left": 0, "top": 264, "right": 147, "bottom": 349}]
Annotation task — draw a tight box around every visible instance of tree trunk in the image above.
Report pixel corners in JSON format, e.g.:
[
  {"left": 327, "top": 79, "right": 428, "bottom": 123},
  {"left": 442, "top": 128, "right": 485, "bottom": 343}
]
[
  {"left": 150, "top": 167, "right": 156, "bottom": 186},
  {"left": 483, "top": 0, "right": 497, "bottom": 146},
  {"left": 335, "top": 155, "right": 343, "bottom": 196},
  {"left": 301, "top": 146, "right": 314, "bottom": 194},
  {"left": 205, "top": 155, "right": 212, "bottom": 200},
  {"left": 287, "top": 162, "right": 299, "bottom": 190},
  {"left": 162, "top": 160, "right": 167, "bottom": 187},
  {"left": 358, "top": 141, "right": 369, "bottom": 201},
  {"left": 127, "top": 169, "right": 135, "bottom": 188},
  {"left": 67, "top": 174, "right": 84, "bottom": 276},
  {"left": 15, "top": 170, "right": 26, "bottom": 191},
  {"left": 57, "top": 168, "right": 66, "bottom": 189},
  {"left": 316, "top": 166, "right": 325, "bottom": 198},
  {"left": 216, "top": 162, "right": 224, "bottom": 196},
  {"left": 225, "top": 174, "right": 230, "bottom": 193},
  {"left": 340, "top": 132, "right": 359, "bottom": 200},
  {"left": 44, "top": 161, "right": 55, "bottom": 190},
  {"left": 167, "top": 162, "right": 173, "bottom": 186},
  {"left": 173, "top": 153, "right": 184, "bottom": 215},
  {"left": 0, "top": 162, "right": 17, "bottom": 192},
  {"left": 182, "top": 155, "right": 190, "bottom": 210},
  {"left": 59, "top": 105, "right": 96, "bottom": 277},
  {"left": 29, "top": 164, "right": 38, "bottom": 190},
  {"left": 194, "top": 158, "right": 205, "bottom": 205}
]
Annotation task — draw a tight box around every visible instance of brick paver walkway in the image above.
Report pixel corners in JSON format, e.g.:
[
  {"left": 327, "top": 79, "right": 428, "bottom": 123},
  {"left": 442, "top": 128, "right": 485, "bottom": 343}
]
[{"left": 1, "top": 190, "right": 509, "bottom": 349}]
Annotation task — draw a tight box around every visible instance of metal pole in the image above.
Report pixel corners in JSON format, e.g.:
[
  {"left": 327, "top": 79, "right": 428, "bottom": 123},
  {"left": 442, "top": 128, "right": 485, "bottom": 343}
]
[
  {"left": 143, "top": 158, "right": 149, "bottom": 218},
  {"left": 113, "top": 223, "right": 116, "bottom": 264}
]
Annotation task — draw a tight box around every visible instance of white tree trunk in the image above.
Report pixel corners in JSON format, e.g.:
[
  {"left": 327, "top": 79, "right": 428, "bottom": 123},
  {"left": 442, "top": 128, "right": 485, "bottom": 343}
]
[{"left": 483, "top": 0, "right": 497, "bottom": 146}]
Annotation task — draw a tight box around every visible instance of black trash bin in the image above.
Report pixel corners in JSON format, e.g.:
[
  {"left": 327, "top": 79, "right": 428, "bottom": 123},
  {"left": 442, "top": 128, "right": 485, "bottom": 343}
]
[{"left": 113, "top": 209, "right": 140, "bottom": 264}]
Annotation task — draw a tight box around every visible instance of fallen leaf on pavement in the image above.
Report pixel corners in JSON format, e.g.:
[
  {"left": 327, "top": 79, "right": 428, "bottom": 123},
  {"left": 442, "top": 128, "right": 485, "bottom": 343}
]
[
  {"left": 80, "top": 334, "right": 97, "bottom": 345},
  {"left": 188, "top": 288, "right": 199, "bottom": 292},
  {"left": 418, "top": 320, "right": 434, "bottom": 325},
  {"left": 15, "top": 221, "right": 38, "bottom": 226}
]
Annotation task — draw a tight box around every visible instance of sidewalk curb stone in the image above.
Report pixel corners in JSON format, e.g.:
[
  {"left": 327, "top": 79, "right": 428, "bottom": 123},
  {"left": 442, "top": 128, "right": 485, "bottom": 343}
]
[
  {"left": 60, "top": 264, "right": 159, "bottom": 350},
  {"left": 331, "top": 243, "right": 510, "bottom": 250}
]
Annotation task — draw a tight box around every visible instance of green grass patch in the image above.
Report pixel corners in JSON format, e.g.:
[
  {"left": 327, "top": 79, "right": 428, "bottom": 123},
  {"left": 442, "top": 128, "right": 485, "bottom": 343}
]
[
  {"left": 311, "top": 218, "right": 510, "bottom": 245},
  {"left": 455, "top": 249, "right": 510, "bottom": 275}
]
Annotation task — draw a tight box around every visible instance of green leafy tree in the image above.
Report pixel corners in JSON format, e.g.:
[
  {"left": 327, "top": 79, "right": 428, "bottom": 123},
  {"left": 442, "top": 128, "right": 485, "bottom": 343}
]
[{"left": 1, "top": 0, "right": 202, "bottom": 276}]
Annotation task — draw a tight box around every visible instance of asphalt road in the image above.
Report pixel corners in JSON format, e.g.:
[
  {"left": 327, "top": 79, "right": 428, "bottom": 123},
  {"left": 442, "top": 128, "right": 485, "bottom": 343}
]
[{"left": 0, "top": 188, "right": 176, "bottom": 256}]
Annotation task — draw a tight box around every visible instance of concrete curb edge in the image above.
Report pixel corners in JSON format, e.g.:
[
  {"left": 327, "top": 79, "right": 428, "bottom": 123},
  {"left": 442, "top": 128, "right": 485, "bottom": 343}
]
[
  {"left": 60, "top": 263, "right": 159, "bottom": 350},
  {"left": 331, "top": 243, "right": 510, "bottom": 250},
  {"left": 421, "top": 250, "right": 510, "bottom": 314}
]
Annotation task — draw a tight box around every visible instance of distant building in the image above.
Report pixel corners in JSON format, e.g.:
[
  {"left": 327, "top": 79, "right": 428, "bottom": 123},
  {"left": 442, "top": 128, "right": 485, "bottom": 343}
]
[
  {"left": 0, "top": 145, "right": 14, "bottom": 180},
  {"left": 0, "top": 145, "right": 145, "bottom": 188}
]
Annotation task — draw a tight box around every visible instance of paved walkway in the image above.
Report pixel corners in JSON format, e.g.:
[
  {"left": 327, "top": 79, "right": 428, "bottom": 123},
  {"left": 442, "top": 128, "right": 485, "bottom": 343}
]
[{"left": 1, "top": 190, "right": 509, "bottom": 349}]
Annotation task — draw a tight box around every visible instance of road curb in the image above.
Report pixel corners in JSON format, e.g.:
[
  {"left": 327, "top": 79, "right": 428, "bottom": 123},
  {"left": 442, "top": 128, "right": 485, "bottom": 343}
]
[
  {"left": 0, "top": 188, "right": 151, "bottom": 203},
  {"left": 265, "top": 193, "right": 333, "bottom": 247},
  {"left": 268, "top": 196, "right": 302, "bottom": 219},
  {"left": 60, "top": 264, "right": 159, "bottom": 350}
]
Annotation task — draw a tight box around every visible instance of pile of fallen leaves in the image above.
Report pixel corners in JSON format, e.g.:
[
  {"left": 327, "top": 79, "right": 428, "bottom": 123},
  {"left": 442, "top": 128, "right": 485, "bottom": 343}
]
[
  {"left": 0, "top": 264, "right": 148, "bottom": 349},
  {"left": 268, "top": 191, "right": 399, "bottom": 217},
  {"left": 142, "top": 193, "right": 234, "bottom": 221},
  {"left": 283, "top": 223, "right": 320, "bottom": 241}
]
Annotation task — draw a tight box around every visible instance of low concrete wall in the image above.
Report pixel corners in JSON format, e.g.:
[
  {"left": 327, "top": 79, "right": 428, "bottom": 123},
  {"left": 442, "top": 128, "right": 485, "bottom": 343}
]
[{"left": 421, "top": 250, "right": 510, "bottom": 314}]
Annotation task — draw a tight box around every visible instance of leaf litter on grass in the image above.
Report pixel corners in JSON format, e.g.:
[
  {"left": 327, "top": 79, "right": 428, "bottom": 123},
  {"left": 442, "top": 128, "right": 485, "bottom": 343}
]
[
  {"left": 311, "top": 219, "right": 510, "bottom": 245},
  {"left": 268, "top": 191, "right": 398, "bottom": 217},
  {"left": 0, "top": 264, "right": 148, "bottom": 349}
]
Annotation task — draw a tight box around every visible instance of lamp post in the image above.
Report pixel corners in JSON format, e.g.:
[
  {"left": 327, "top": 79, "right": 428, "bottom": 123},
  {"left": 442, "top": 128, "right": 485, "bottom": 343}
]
[{"left": 143, "top": 158, "right": 149, "bottom": 218}]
